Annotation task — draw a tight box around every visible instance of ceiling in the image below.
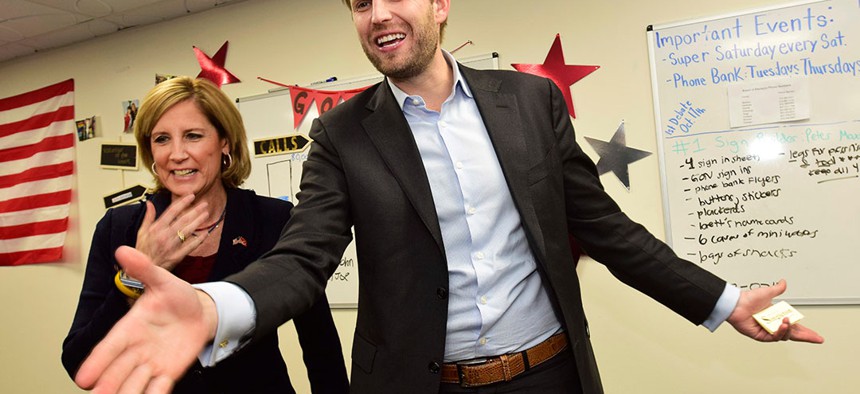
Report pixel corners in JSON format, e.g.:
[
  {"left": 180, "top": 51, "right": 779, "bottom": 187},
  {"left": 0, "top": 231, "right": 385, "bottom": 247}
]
[{"left": 0, "top": 0, "right": 247, "bottom": 65}]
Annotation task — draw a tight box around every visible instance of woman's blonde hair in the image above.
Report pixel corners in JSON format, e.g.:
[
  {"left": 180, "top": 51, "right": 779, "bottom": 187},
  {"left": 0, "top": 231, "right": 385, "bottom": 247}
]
[{"left": 134, "top": 77, "right": 251, "bottom": 190}]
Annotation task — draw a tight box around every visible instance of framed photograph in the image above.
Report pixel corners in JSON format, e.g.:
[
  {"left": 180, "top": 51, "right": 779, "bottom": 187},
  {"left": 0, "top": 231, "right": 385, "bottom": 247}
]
[
  {"left": 155, "top": 73, "right": 179, "bottom": 85},
  {"left": 76, "top": 116, "right": 97, "bottom": 141},
  {"left": 122, "top": 99, "right": 139, "bottom": 133}
]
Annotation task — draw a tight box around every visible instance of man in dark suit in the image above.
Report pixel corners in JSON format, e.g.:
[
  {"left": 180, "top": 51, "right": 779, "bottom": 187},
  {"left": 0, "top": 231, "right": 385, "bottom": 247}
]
[{"left": 75, "top": 1, "right": 823, "bottom": 393}]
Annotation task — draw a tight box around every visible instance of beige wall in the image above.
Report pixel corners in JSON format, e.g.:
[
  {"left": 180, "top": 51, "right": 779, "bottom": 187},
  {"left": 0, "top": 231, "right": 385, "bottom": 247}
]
[{"left": 0, "top": 0, "right": 854, "bottom": 393}]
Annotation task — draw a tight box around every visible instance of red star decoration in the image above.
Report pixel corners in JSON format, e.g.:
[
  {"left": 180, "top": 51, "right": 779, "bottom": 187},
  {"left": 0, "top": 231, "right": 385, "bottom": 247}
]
[
  {"left": 512, "top": 34, "right": 599, "bottom": 118},
  {"left": 194, "top": 41, "right": 240, "bottom": 87}
]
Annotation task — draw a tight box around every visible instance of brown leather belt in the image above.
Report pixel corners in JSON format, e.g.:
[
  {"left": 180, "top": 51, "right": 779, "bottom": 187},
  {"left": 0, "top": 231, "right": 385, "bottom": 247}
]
[{"left": 440, "top": 332, "right": 569, "bottom": 387}]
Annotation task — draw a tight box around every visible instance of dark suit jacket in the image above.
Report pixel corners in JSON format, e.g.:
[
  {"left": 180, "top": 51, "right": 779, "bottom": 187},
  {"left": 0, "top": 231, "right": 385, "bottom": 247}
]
[
  {"left": 227, "top": 65, "right": 727, "bottom": 394},
  {"left": 62, "top": 188, "right": 348, "bottom": 394}
]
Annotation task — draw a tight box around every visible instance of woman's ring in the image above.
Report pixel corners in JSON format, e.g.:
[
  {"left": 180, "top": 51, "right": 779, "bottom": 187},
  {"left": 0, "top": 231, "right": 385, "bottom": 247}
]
[{"left": 177, "top": 230, "right": 186, "bottom": 243}]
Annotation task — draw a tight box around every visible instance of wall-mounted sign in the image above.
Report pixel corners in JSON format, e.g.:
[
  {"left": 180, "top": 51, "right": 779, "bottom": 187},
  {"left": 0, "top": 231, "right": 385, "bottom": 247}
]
[
  {"left": 100, "top": 142, "right": 138, "bottom": 170},
  {"left": 103, "top": 184, "right": 148, "bottom": 209},
  {"left": 253, "top": 134, "right": 311, "bottom": 158}
]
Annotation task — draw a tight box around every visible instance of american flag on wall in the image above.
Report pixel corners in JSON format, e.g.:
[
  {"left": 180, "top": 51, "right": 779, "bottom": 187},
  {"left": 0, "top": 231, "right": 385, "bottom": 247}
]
[{"left": 0, "top": 79, "right": 75, "bottom": 266}]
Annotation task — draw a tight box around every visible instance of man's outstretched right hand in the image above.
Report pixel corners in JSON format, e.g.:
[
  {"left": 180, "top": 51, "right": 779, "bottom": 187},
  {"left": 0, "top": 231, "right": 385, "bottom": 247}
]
[{"left": 75, "top": 246, "right": 218, "bottom": 394}]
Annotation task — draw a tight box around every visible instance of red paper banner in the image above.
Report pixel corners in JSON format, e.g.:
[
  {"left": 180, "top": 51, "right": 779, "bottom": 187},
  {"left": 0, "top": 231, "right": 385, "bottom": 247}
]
[{"left": 289, "top": 85, "right": 370, "bottom": 129}]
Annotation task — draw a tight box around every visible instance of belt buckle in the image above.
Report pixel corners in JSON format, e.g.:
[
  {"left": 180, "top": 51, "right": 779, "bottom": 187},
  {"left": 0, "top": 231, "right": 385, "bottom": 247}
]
[{"left": 455, "top": 357, "right": 489, "bottom": 388}]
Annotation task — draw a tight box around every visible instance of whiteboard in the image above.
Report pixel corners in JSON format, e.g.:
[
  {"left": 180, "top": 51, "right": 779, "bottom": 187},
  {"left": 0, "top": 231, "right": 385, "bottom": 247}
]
[
  {"left": 647, "top": 0, "right": 860, "bottom": 305},
  {"left": 237, "top": 52, "right": 500, "bottom": 308}
]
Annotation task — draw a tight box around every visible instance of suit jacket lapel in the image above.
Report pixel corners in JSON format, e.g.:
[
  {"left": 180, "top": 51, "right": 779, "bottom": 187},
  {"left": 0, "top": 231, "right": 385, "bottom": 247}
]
[
  {"left": 212, "top": 188, "right": 256, "bottom": 279},
  {"left": 460, "top": 66, "right": 546, "bottom": 260},
  {"left": 361, "top": 82, "right": 445, "bottom": 253}
]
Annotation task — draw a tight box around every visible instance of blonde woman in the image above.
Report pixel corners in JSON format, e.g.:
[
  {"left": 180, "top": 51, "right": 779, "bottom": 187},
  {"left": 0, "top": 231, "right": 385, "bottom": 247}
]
[{"left": 62, "top": 77, "right": 348, "bottom": 394}]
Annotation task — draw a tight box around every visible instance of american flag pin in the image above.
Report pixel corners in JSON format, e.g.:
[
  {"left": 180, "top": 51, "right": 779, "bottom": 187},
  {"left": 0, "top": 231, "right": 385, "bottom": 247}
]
[{"left": 232, "top": 236, "right": 247, "bottom": 247}]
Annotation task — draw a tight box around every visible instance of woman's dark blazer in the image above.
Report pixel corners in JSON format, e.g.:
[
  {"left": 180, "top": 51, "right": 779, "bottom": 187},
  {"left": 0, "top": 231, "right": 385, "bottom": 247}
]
[{"left": 62, "top": 187, "right": 349, "bottom": 393}]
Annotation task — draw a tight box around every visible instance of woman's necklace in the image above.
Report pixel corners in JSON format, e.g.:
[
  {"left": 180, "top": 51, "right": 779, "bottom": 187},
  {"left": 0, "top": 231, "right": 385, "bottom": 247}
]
[{"left": 194, "top": 206, "right": 227, "bottom": 234}]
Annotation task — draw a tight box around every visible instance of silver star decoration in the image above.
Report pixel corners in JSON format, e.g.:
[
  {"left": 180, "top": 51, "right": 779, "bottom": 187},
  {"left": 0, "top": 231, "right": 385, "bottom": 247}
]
[{"left": 584, "top": 121, "right": 652, "bottom": 190}]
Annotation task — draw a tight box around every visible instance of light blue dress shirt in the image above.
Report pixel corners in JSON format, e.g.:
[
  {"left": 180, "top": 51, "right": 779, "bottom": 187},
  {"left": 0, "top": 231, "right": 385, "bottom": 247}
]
[{"left": 387, "top": 53, "right": 561, "bottom": 362}]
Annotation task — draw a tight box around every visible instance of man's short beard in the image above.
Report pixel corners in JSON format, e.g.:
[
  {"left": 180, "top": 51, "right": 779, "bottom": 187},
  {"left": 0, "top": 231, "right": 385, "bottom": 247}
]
[
  {"left": 363, "top": 39, "right": 436, "bottom": 80},
  {"left": 360, "top": 6, "right": 440, "bottom": 80}
]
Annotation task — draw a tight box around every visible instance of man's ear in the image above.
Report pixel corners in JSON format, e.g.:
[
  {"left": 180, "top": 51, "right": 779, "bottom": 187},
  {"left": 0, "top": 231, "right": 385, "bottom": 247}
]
[{"left": 434, "top": 0, "right": 450, "bottom": 25}]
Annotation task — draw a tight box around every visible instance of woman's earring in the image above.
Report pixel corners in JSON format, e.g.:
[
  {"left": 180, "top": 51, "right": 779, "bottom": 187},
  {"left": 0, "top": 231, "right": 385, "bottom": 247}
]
[
  {"left": 151, "top": 162, "right": 157, "bottom": 174},
  {"left": 222, "top": 152, "right": 233, "bottom": 170}
]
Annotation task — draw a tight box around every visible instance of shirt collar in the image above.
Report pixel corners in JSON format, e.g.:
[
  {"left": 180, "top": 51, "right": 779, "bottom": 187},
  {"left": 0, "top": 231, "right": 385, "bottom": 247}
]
[{"left": 387, "top": 50, "right": 473, "bottom": 110}]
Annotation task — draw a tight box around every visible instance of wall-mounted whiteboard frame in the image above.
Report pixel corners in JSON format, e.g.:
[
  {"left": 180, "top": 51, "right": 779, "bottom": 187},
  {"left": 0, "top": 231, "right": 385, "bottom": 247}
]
[{"left": 647, "top": 0, "right": 860, "bottom": 305}]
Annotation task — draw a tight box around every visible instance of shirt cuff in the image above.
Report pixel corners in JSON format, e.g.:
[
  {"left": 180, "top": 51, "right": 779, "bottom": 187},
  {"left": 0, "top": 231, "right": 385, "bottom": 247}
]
[
  {"left": 192, "top": 282, "right": 257, "bottom": 367},
  {"left": 702, "top": 283, "right": 741, "bottom": 332}
]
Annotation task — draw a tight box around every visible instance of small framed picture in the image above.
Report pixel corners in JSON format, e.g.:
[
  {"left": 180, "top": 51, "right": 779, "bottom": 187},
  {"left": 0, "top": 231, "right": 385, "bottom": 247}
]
[
  {"left": 122, "top": 99, "right": 139, "bottom": 133},
  {"left": 75, "top": 116, "right": 97, "bottom": 141}
]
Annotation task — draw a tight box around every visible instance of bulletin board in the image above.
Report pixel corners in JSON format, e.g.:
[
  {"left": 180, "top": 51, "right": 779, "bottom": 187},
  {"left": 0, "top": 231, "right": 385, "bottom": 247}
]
[
  {"left": 237, "top": 52, "right": 500, "bottom": 308},
  {"left": 647, "top": 0, "right": 860, "bottom": 304}
]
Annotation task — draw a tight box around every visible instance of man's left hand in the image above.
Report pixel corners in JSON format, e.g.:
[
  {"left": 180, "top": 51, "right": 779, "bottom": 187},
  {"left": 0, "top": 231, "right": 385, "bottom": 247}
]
[{"left": 727, "top": 280, "right": 824, "bottom": 344}]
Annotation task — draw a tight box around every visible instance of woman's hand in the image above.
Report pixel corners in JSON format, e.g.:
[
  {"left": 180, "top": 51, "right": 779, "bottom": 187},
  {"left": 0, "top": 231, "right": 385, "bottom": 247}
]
[{"left": 136, "top": 194, "right": 211, "bottom": 271}]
